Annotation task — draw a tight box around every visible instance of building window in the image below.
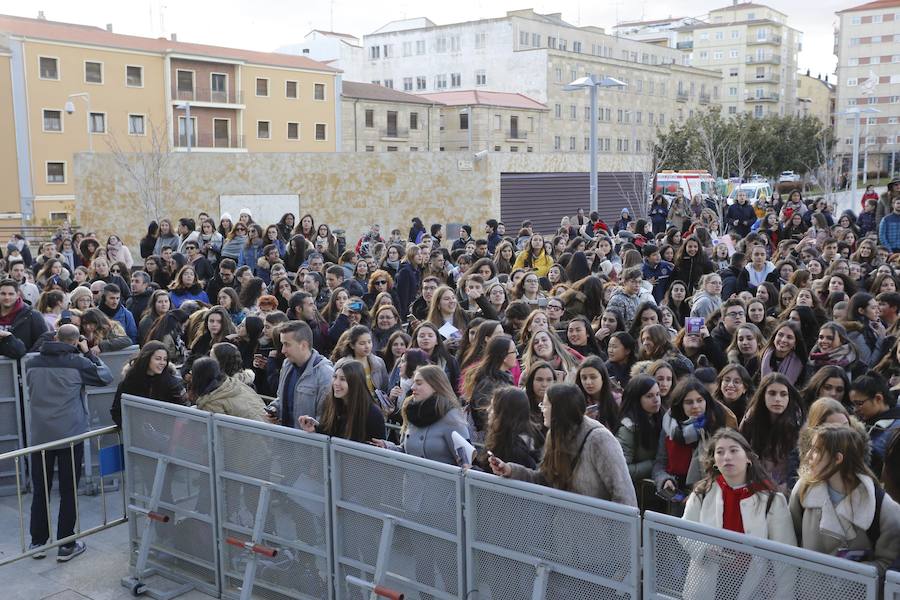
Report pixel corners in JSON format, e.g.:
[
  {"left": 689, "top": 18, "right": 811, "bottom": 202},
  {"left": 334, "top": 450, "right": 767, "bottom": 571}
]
[
  {"left": 383, "top": 79, "right": 393, "bottom": 89},
  {"left": 553, "top": 136, "right": 561, "bottom": 150},
  {"left": 126, "top": 65, "right": 143, "bottom": 87},
  {"left": 520, "top": 30, "right": 529, "bottom": 46},
  {"left": 729, "top": 106, "right": 737, "bottom": 114},
  {"left": 416, "top": 76, "right": 427, "bottom": 90},
  {"left": 459, "top": 112, "right": 469, "bottom": 130},
  {"left": 570, "top": 104, "right": 577, "bottom": 120},
  {"left": 731, "top": 30, "right": 740, "bottom": 39},
  {"left": 256, "top": 78, "right": 269, "bottom": 96},
  {"left": 177, "top": 70, "right": 194, "bottom": 94},
  {"left": 403, "top": 77, "right": 413, "bottom": 91},
  {"left": 474, "top": 32, "right": 487, "bottom": 49},
  {"left": 436, "top": 37, "right": 447, "bottom": 53},
  {"left": 403, "top": 41, "right": 412, "bottom": 56},
  {"left": 39, "top": 56, "right": 59, "bottom": 79},
  {"left": 559, "top": 39, "right": 568, "bottom": 51},
  {"left": 128, "top": 114, "right": 145, "bottom": 135},
  {"left": 450, "top": 36, "right": 461, "bottom": 52},
  {"left": 386, "top": 146, "right": 398, "bottom": 152},
  {"left": 369, "top": 46, "right": 380, "bottom": 59},
  {"left": 383, "top": 44, "right": 392, "bottom": 58},
  {"left": 285, "top": 80, "right": 298, "bottom": 98},
  {"left": 416, "top": 40, "right": 426, "bottom": 55},
  {"left": 554, "top": 104, "right": 561, "bottom": 118},
  {"left": 46, "top": 162, "right": 65, "bottom": 183},
  {"left": 257, "top": 121, "right": 271, "bottom": 139},
  {"left": 475, "top": 70, "right": 486, "bottom": 86},
  {"left": 729, "top": 86, "right": 738, "bottom": 96},
  {"left": 451, "top": 73, "right": 461, "bottom": 88},
  {"left": 435, "top": 74, "right": 447, "bottom": 89},
  {"left": 584, "top": 106, "right": 591, "bottom": 121},
  {"left": 573, "top": 41, "right": 582, "bottom": 53},
  {"left": 84, "top": 61, "right": 102, "bottom": 84},
  {"left": 315, "top": 123, "right": 327, "bottom": 141},
  {"left": 548, "top": 36, "right": 557, "bottom": 49},
  {"left": 89, "top": 112, "right": 106, "bottom": 133},
  {"left": 365, "top": 109, "right": 374, "bottom": 128},
  {"left": 287, "top": 122, "right": 300, "bottom": 140},
  {"left": 848, "top": 78, "right": 858, "bottom": 86},
  {"left": 42, "top": 109, "right": 62, "bottom": 132},
  {"left": 729, "top": 49, "right": 738, "bottom": 58},
  {"left": 365, "top": 145, "right": 375, "bottom": 152},
  {"left": 532, "top": 33, "right": 540, "bottom": 46},
  {"left": 410, "top": 112, "right": 419, "bottom": 130},
  {"left": 410, "top": 147, "right": 418, "bottom": 151},
  {"left": 314, "top": 83, "right": 326, "bottom": 100}
]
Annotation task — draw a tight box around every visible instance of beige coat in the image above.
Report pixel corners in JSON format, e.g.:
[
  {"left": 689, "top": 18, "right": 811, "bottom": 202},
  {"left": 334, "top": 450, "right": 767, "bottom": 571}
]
[
  {"left": 196, "top": 376, "right": 268, "bottom": 422},
  {"left": 682, "top": 484, "right": 797, "bottom": 599},
  {"left": 789, "top": 474, "right": 900, "bottom": 575}
]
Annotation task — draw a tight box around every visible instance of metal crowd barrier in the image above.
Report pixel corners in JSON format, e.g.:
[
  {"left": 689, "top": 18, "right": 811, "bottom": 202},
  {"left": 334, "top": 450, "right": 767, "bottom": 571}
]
[
  {"left": 214, "top": 414, "right": 333, "bottom": 600},
  {"left": 642, "top": 510, "right": 880, "bottom": 600},
  {"left": 0, "top": 357, "right": 24, "bottom": 496},
  {"left": 888, "top": 570, "right": 900, "bottom": 600},
  {"left": 464, "top": 468, "right": 641, "bottom": 600},
  {"left": 0, "top": 425, "right": 127, "bottom": 565},
  {"left": 121, "top": 394, "right": 219, "bottom": 598}
]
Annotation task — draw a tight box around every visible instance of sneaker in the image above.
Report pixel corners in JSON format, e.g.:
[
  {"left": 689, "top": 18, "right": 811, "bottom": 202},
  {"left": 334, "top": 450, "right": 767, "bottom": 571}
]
[
  {"left": 56, "top": 541, "right": 86, "bottom": 562},
  {"left": 28, "top": 543, "right": 46, "bottom": 559}
]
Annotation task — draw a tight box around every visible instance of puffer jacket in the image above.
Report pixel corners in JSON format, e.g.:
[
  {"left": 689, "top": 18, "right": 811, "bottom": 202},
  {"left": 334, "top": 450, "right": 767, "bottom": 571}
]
[
  {"left": 512, "top": 250, "right": 553, "bottom": 277},
  {"left": 196, "top": 376, "right": 268, "bottom": 422},
  {"left": 616, "top": 416, "right": 660, "bottom": 483}
]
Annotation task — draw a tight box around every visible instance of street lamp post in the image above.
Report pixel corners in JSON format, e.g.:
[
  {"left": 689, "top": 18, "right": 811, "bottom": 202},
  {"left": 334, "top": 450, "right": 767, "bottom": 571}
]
[
  {"left": 564, "top": 76, "right": 627, "bottom": 214},
  {"left": 176, "top": 102, "right": 193, "bottom": 152},
  {"left": 64, "top": 92, "right": 92, "bottom": 153},
  {"left": 838, "top": 107, "right": 880, "bottom": 203}
]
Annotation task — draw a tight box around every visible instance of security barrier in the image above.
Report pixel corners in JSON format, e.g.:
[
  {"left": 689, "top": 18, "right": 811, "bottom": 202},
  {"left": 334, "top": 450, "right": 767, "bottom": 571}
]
[
  {"left": 0, "top": 358, "right": 24, "bottom": 495},
  {"left": 214, "top": 414, "right": 333, "bottom": 600},
  {"left": 121, "top": 394, "right": 219, "bottom": 598},
  {"left": 330, "top": 436, "right": 465, "bottom": 600},
  {"left": 464, "top": 468, "right": 641, "bottom": 600},
  {"left": 888, "top": 570, "right": 900, "bottom": 600},
  {"left": 642, "top": 510, "right": 879, "bottom": 600},
  {"left": 116, "top": 396, "right": 892, "bottom": 600}
]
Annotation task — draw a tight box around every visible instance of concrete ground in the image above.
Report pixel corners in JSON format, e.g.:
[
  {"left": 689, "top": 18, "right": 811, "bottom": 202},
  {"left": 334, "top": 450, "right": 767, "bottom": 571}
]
[{"left": 0, "top": 480, "right": 215, "bottom": 600}]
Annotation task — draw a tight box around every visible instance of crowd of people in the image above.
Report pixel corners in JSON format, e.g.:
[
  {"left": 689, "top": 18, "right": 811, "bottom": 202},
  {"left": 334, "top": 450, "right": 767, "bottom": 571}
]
[{"left": 6, "top": 179, "right": 900, "bottom": 576}]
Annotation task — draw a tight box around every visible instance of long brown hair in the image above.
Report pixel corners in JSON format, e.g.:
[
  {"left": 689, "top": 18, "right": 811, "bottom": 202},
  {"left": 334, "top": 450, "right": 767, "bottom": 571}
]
[
  {"left": 796, "top": 424, "right": 877, "bottom": 502},
  {"left": 692, "top": 429, "right": 777, "bottom": 501},
  {"left": 462, "top": 335, "right": 514, "bottom": 399},
  {"left": 400, "top": 365, "right": 460, "bottom": 431},
  {"left": 539, "top": 383, "right": 587, "bottom": 491},
  {"left": 484, "top": 386, "right": 538, "bottom": 464},
  {"left": 319, "top": 360, "right": 373, "bottom": 443}
]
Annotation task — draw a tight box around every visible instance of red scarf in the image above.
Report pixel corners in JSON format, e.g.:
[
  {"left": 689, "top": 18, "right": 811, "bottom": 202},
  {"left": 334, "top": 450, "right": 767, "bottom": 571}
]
[
  {"left": 0, "top": 297, "right": 24, "bottom": 327},
  {"left": 665, "top": 437, "right": 694, "bottom": 478},
  {"left": 716, "top": 475, "right": 757, "bottom": 534}
]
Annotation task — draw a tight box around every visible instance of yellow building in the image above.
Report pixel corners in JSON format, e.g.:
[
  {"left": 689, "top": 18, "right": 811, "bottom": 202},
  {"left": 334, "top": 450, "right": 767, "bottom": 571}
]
[
  {"left": 0, "top": 14, "right": 340, "bottom": 224},
  {"left": 795, "top": 72, "right": 835, "bottom": 127}
]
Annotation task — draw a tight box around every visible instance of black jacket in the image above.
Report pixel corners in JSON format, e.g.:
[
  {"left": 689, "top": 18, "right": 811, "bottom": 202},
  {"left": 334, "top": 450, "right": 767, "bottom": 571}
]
[
  {"left": 111, "top": 367, "right": 187, "bottom": 426},
  {"left": 718, "top": 265, "right": 743, "bottom": 300},
  {"left": 126, "top": 289, "right": 153, "bottom": 327},
  {"left": 395, "top": 262, "right": 421, "bottom": 316},
  {"left": 205, "top": 275, "right": 240, "bottom": 303},
  {"left": 0, "top": 301, "right": 49, "bottom": 359}
]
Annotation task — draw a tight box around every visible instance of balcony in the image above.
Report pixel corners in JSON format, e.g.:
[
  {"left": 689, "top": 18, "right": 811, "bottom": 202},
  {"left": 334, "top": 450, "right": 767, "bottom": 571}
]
[
  {"left": 676, "top": 40, "right": 693, "bottom": 50},
  {"left": 171, "top": 86, "right": 244, "bottom": 106},
  {"left": 746, "top": 72, "right": 781, "bottom": 83},
  {"left": 747, "top": 33, "right": 782, "bottom": 45},
  {"left": 380, "top": 127, "right": 409, "bottom": 141},
  {"left": 506, "top": 130, "right": 528, "bottom": 142},
  {"left": 746, "top": 55, "right": 782, "bottom": 65},
  {"left": 676, "top": 90, "right": 690, "bottom": 102},
  {"left": 748, "top": 93, "right": 780, "bottom": 103},
  {"left": 175, "top": 133, "right": 245, "bottom": 150},
  {"left": 699, "top": 93, "right": 711, "bottom": 105}
]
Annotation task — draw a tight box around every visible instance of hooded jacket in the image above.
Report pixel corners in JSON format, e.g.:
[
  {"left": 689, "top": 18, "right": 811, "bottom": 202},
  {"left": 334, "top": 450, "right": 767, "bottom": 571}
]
[
  {"left": 0, "top": 298, "right": 49, "bottom": 359},
  {"left": 196, "top": 376, "right": 268, "bottom": 422},
  {"left": 25, "top": 341, "right": 114, "bottom": 444},
  {"left": 101, "top": 301, "right": 138, "bottom": 344}
]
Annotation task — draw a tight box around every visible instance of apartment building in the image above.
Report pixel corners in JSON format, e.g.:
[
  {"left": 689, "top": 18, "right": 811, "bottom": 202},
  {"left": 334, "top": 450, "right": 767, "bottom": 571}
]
[
  {"left": 418, "top": 90, "right": 548, "bottom": 152},
  {"left": 0, "top": 14, "right": 340, "bottom": 223},
  {"left": 796, "top": 72, "right": 836, "bottom": 127},
  {"left": 834, "top": 0, "right": 900, "bottom": 176},
  {"left": 611, "top": 17, "right": 703, "bottom": 48},
  {"left": 671, "top": 3, "right": 802, "bottom": 118},
  {"left": 310, "top": 9, "right": 720, "bottom": 157},
  {"left": 342, "top": 81, "right": 441, "bottom": 151}
]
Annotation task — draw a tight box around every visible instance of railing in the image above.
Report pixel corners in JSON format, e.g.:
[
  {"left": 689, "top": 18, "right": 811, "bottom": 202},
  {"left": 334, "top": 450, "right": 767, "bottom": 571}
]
[
  {"left": 175, "top": 133, "right": 246, "bottom": 149},
  {"left": 380, "top": 127, "right": 409, "bottom": 139},
  {"left": 676, "top": 90, "right": 689, "bottom": 102},
  {"left": 172, "top": 86, "right": 244, "bottom": 104},
  {"left": 746, "top": 54, "right": 782, "bottom": 65},
  {"left": 698, "top": 93, "right": 711, "bottom": 105},
  {"left": 0, "top": 425, "right": 127, "bottom": 566},
  {"left": 746, "top": 72, "right": 781, "bottom": 83},
  {"left": 507, "top": 129, "right": 528, "bottom": 140},
  {"left": 749, "top": 92, "right": 781, "bottom": 102},
  {"left": 676, "top": 40, "right": 693, "bottom": 50},
  {"left": 747, "top": 33, "right": 783, "bottom": 45}
]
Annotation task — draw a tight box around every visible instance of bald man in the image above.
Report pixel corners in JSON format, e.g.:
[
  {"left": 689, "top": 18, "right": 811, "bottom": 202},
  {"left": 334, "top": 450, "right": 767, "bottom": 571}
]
[{"left": 25, "top": 323, "right": 113, "bottom": 561}]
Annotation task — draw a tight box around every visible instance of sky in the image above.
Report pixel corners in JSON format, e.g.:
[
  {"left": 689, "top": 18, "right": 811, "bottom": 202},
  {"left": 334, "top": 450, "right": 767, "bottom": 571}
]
[{"left": 1, "top": 0, "right": 849, "bottom": 79}]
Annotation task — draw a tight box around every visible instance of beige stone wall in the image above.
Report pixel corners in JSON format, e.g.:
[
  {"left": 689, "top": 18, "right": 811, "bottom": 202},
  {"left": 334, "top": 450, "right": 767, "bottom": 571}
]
[{"left": 74, "top": 151, "right": 646, "bottom": 245}]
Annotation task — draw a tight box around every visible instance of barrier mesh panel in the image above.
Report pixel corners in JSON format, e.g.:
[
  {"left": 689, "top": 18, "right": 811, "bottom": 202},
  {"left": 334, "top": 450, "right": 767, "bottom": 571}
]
[
  {"left": 884, "top": 572, "right": 900, "bottom": 600},
  {"left": 0, "top": 360, "right": 22, "bottom": 494},
  {"left": 467, "top": 479, "right": 637, "bottom": 600},
  {"left": 646, "top": 526, "right": 872, "bottom": 600},
  {"left": 216, "top": 420, "right": 330, "bottom": 600},
  {"left": 123, "top": 399, "right": 217, "bottom": 595},
  {"left": 332, "top": 445, "right": 462, "bottom": 600}
]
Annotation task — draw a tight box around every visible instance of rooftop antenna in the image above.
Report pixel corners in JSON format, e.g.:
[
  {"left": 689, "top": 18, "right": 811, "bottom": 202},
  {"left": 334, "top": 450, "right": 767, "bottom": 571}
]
[{"left": 330, "top": 0, "right": 334, "bottom": 32}]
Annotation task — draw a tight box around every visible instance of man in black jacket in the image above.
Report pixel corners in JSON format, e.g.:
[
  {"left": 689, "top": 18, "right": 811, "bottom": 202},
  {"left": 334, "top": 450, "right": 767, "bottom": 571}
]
[
  {"left": 0, "top": 279, "right": 49, "bottom": 358},
  {"left": 126, "top": 271, "right": 153, "bottom": 326},
  {"left": 205, "top": 258, "right": 240, "bottom": 302},
  {"left": 718, "top": 252, "right": 746, "bottom": 301}
]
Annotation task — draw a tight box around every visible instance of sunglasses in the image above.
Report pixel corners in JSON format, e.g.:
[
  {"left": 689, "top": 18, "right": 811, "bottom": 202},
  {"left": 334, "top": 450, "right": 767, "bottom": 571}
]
[{"left": 374, "top": 280, "right": 388, "bottom": 285}]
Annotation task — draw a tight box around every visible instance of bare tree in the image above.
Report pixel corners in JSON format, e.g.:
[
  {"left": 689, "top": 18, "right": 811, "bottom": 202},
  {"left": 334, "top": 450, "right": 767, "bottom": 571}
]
[
  {"left": 105, "top": 121, "right": 185, "bottom": 223},
  {"left": 804, "top": 127, "right": 839, "bottom": 208},
  {"left": 613, "top": 129, "right": 675, "bottom": 221},
  {"left": 693, "top": 113, "right": 731, "bottom": 227}
]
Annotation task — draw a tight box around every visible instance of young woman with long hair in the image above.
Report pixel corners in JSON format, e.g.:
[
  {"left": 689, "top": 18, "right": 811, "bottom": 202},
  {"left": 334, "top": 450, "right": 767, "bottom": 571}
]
[
  {"left": 477, "top": 387, "right": 542, "bottom": 470},
  {"left": 640, "top": 324, "right": 694, "bottom": 377},
  {"left": 146, "top": 309, "right": 189, "bottom": 362},
  {"left": 739, "top": 373, "right": 804, "bottom": 491},
  {"left": 80, "top": 308, "right": 132, "bottom": 353},
  {"left": 182, "top": 306, "right": 236, "bottom": 376},
  {"left": 330, "top": 325, "right": 389, "bottom": 396},
  {"left": 110, "top": 341, "right": 186, "bottom": 426},
  {"left": 461, "top": 335, "right": 517, "bottom": 439},
  {"left": 522, "top": 360, "right": 556, "bottom": 427},
  {"left": 298, "top": 359, "right": 385, "bottom": 442},
  {"left": 594, "top": 308, "right": 625, "bottom": 356},
  {"left": 662, "top": 280, "right": 691, "bottom": 329},
  {"left": 521, "top": 329, "right": 579, "bottom": 383},
  {"left": 217, "top": 287, "right": 246, "bottom": 326},
  {"left": 168, "top": 265, "right": 209, "bottom": 308},
  {"left": 381, "top": 330, "right": 411, "bottom": 375},
  {"left": 616, "top": 374, "right": 663, "bottom": 485},
  {"left": 604, "top": 331, "right": 637, "bottom": 389},
  {"left": 565, "top": 315, "right": 603, "bottom": 358},
  {"left": 800, "top": 364, "right": 851, "bottom": 411},
  {"left": 645, "top": 359, "right": 677, "bottom": 408},
  {"left": 626, "top": 302, "right": 663, "bottom": 341},
  {"left": 845, "top": 292, "right": 887, "bottom": 368},
  {"left": 759, "top": 321, "right": 808, "bottom": 387},
  {"left": 681, "top": 429, "right": 796, "bottom": 597},
  {"left": 797, "top": 397, "right": 867, "bottom": 462},
  {"left": 512, "top": 234, "right": 553, "bottom": 277},
  {"left": 574, "top": 356, "right": 618, "bottom": 432},
  {"left": 190, "top": 357, "right": 267, "bottom": 421},
  {"left": 672, "top": 236, "right": 714, "bottom": 297},
  {"left": 726, "top": 323, "right": 765, "bottom": 379},
  {"left": 713, "top": 364, "right": 754, "bottom": 424},
  {"left": 790, "top": 424, "right": 900, "bottom": 575},
  {"left": 410, "top": 322, "right": 462, "bottom": 395},
  {"left": 746, "top": 298, "right": 776, "bottom": 340},
  {"left": 489, "top": 383, "right": 637, "bottom": 506},
  {"left": 652, "top": 377, "right": 729, "bottom": 500}
]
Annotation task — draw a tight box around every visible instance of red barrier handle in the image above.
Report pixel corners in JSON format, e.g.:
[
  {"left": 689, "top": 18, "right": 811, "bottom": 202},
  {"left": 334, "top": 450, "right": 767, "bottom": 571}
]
[
  {"left": 373, "top": 586, "right": 404, "bottom": 600},
  {"left": 147, "top": 511, "right": 170, "bottom": 523},
  {"left": 225, "top": 537, "right": 278, "bottom": 557}
]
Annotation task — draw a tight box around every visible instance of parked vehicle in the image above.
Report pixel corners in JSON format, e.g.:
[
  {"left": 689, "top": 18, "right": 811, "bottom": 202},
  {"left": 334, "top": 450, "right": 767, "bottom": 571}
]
[
  {"left": 778, "top": 171, "right": 800, "bottom": 183},
  {"left": 726, "top": 182, "right": 773, "bottom": 205},
  {"left": 654, "top": 170, "right": 717, "bottom": 201}
]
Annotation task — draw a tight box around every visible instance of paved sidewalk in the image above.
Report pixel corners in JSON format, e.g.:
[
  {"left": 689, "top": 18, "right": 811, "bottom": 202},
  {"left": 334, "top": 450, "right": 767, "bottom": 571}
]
[{"left": 0, "top": 488, "right": 214, "bottom": 600}]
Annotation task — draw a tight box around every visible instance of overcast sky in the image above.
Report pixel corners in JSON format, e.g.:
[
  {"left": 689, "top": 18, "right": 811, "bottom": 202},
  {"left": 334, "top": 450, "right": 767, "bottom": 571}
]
[{"left": 2, "top": 0, "right": 846, "bottom": 80}]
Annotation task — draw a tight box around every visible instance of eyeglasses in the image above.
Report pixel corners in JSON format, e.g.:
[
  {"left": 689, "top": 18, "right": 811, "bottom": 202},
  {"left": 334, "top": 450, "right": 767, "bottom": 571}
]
[
  {"left": 850, "top": 398, "right": 871, "bottom": 409},
  {"left": 235, "top": 228, "right": 246, "bottom": 233},
  {"left": 507, "top": 350, "right": 519, "bottom": 356},
  {"left": 547, "top": 305, "right": 564, "bottom": 311},
  {"left": 110, "top": 269, "right": 120, "bottom": 274},
  {"left": 374, "top": 280, "right": 387, "bottom": 285},
  {"left": 725, "top": 312, "right": 744, "bottom": 319}
]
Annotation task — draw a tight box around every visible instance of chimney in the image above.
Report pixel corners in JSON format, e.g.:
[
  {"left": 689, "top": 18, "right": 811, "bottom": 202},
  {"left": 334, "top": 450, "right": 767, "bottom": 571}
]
[
  {"left": 806, "top": 68, "right": 810, "bottom": 76},
  {"left": 106, "top": 23, "right": 113, "bottom": 32},
  {"left": 825, "top": 74, "right": 829, "bottom": 83},
  {"left": 37, "top": 10, "right": 46, "bottom": 20},
  {"left": 170, "top": 33, "right": 177, "bottom": 41}
]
